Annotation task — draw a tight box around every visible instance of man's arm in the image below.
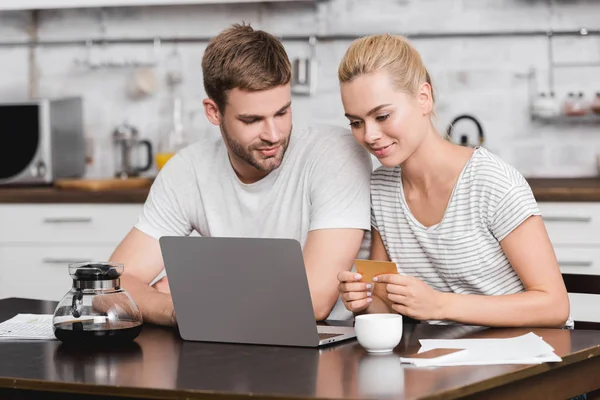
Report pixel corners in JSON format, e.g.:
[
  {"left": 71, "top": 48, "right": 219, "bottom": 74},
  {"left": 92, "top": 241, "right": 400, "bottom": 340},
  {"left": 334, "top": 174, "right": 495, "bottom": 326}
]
[
  {"left": 109, "top": 228, "right": 176, "bottom": 326},
  {"left": 303, "top": 228, "right": 366, "bottom": 320},
  {"left": 305, "top": 130, "right": 373, "bottom": 320}
]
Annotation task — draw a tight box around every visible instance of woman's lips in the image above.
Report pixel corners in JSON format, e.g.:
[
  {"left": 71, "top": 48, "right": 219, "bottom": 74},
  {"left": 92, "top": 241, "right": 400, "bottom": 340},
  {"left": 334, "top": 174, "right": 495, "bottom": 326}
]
[{"left": 372, "top": 143, "right": 394, "bottom": 157}]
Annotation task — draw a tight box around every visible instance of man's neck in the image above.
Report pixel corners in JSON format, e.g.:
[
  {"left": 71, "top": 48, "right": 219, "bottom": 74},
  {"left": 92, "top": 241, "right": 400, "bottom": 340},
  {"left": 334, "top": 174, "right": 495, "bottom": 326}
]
[{"left": 227, "top": 153, "right": 269, "bottom": 184}]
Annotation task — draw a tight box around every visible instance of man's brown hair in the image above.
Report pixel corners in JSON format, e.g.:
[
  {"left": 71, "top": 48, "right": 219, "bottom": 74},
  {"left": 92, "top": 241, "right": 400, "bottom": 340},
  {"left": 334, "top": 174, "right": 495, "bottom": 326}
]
[{"left": 202, "top": 23, "right": 292, "bottom": 112}]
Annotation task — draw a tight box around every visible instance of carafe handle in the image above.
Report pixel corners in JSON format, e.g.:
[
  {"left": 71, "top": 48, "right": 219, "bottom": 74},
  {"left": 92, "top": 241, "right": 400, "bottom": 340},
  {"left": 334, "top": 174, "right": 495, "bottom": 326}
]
[
  {"left": 71, "top": 289, "right": 84, "bottom": 319},
  {"left": 136, "top": 139, "right": 153, "bottom": 173}
]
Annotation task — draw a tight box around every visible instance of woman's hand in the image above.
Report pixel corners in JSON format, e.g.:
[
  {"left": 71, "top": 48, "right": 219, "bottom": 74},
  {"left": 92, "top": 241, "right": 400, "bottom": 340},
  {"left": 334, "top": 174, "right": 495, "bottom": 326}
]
[
  {"left": 337, "top": 271, "right": 373, "bottom": 313},
  {"left": 374, "top": 274, "right": 445, "bottom": 321}
]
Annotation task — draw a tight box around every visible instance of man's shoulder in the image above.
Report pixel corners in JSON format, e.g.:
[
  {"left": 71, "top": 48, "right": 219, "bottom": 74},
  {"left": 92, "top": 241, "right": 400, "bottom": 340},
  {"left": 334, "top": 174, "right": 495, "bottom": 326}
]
[
  {"left": 158, "top": 133, "right": 224, "bottom": 187},
  {"left": 295, "top": 123, "right": 356, "bottom": 145},
  {"left": 292, "top": 123, "right": 368, "bottom": 162},
  {"left": 177, "top": 133, "right": 224, "bottom": 168}
]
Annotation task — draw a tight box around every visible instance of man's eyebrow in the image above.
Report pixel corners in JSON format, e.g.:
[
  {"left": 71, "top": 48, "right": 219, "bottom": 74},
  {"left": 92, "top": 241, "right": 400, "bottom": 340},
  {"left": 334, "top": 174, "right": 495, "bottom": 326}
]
[
  {"left": 276, "top": 101, "right": 292, "bottom": 114},
  {"left": 237, "top": 113, "right": 263, "bottom": 120},
  {"left": 237, "top": 101, "right": 292, "bottom": 119}
]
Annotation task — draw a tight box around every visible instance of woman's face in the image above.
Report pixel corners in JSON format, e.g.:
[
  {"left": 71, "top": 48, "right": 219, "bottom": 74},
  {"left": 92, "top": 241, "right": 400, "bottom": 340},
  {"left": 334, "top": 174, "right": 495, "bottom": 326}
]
[{"left": 340, "top": 70, "right": 433, "bottom": 168}]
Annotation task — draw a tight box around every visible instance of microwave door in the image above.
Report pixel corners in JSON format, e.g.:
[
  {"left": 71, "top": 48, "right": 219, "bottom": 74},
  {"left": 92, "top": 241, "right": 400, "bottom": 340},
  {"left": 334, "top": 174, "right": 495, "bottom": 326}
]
[{"left": 0, "top": 104, "right": 41, "bottom": 184}]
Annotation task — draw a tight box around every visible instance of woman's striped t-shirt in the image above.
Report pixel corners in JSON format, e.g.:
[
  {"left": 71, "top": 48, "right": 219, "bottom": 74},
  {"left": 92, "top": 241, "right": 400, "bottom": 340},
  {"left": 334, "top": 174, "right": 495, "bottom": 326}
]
[{"left": 371, "top": 147, "right": 569, "bottom": 326}]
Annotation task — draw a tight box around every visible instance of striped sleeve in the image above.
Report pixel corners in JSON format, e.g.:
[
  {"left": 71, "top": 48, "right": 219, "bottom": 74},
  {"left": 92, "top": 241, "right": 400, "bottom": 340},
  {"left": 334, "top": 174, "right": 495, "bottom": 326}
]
[
  {"left": 370, "top": 206, "right": 379, "bottom": 231},
  {"left": 490, "top": 184, "right": 541, "bottom": 241}
]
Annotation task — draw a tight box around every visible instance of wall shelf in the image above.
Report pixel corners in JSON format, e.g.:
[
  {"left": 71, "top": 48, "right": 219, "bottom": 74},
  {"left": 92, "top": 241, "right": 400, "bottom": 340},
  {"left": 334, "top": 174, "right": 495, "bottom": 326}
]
[
  {"left": 532, "top": 114, "right": 600, "bottom": 125},
  {"left": 0, "top": 0, "right": 312, "bottom": 11},
  {"left": 0, "top": 29, "right": 599, "bottom": 48}
]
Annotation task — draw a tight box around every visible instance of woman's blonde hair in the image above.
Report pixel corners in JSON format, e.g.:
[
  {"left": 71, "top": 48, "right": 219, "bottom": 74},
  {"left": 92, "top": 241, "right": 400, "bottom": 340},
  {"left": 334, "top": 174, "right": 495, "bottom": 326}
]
[{"left": 338, "top": 34, "right": 435, "bottom": 115}]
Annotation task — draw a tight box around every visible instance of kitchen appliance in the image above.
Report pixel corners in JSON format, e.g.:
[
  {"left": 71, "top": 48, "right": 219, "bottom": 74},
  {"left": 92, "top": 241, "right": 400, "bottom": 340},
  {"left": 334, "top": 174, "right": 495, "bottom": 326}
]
[
  {"left": 112, "top": 122, "right": 153, "bottom": 179},
  {"left": 446, "top": 114, "right": 484, "bottom": 147},
  {"left": 0, "top": 97, "right": 85, "bottom": 185},
  {"left": 52, "top": 261, "right": 143, "bottom": 346}
]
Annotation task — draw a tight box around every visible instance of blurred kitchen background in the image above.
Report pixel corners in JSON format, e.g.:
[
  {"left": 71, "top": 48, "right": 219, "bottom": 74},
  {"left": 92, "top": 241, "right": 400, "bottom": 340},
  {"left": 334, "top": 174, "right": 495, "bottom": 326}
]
[
  {"left": 3, "top": 0, "right": 600, "bottom": 316},
  {"left": 1, "top": 0, "right": 600, "bottom": 179}
]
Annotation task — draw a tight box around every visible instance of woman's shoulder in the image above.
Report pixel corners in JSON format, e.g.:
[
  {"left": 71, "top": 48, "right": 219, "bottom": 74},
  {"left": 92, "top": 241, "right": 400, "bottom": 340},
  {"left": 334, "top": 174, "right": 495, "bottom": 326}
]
[
  {"left": 371, "top": 165, "right": 401, "bottom": 190},
  {"left": 467, "top": 147, "right": 529, "bottom": 189},
  {"left": 372, "top": 164, "right": 401, "bottom": 179}
]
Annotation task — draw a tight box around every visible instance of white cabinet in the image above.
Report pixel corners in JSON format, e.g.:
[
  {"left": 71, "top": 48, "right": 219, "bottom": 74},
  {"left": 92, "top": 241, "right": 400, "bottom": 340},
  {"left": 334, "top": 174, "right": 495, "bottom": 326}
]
[
  {"left": 0, "top": 204, "right": 143, "bottom": 302},
  {"left": 0, "top": 245, "right": 116, "bottom": 301},
  {"left": 0, "top": 204, "right": 141, "bottom": 245},
  {"left": 539, "top": 202, "right": 600, "bottom": 246},
  {"left": 539, "top": 202, "right": 600, "bottom": 324},
  {"left": 0, "top": 0, "right": 309, "bottom": 11}
]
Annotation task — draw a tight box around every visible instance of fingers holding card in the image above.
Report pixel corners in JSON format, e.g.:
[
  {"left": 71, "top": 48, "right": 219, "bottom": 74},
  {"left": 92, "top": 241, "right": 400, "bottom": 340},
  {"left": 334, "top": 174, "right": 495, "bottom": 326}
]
[{"left": 355, "top": 260, "right": 398, "bottom": 283}]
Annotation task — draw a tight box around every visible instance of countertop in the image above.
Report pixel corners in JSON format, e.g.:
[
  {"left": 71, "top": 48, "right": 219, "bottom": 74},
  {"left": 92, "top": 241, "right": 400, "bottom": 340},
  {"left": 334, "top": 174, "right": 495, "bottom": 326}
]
[
  {"left": 1, "top": 298, "right": 600, "bottom": 400},
  {"left": 0, "top": 186, "right": 149, "bottom": 204},
  {"left": 1, "top": 178, "right": 600, "bottom": 203}
]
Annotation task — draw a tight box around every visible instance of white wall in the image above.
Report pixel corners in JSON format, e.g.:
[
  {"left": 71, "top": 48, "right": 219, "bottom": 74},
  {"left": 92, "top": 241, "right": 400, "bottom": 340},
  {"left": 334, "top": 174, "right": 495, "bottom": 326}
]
[{"left": 1, "top": 0, "right": 600, "bottom": 178}]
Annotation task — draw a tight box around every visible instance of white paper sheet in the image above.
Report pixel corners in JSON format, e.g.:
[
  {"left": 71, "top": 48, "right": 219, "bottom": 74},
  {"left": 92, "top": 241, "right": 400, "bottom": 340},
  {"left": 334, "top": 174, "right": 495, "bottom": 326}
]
[
  {"left": 0, "top": 314, "right": 56, "bottom": 340},
  {"left": 400, "top": 348, "right": 470, "bottom": 367},
  {"left": 406, "top": 332, "right": 562, "bottom": 367}
]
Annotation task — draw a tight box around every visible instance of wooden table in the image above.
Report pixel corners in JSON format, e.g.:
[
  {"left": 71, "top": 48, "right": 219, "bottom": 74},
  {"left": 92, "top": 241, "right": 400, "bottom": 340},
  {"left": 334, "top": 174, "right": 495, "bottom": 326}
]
[{"left": 1, "top": 298, "right": 599, "bottom": 399}]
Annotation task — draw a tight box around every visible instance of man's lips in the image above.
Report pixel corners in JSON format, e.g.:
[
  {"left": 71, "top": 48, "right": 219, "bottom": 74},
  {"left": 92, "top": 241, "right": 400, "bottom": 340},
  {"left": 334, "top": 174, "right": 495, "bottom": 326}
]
[{"left": 257, "top": 146, "right": 280, "bottom": 157}]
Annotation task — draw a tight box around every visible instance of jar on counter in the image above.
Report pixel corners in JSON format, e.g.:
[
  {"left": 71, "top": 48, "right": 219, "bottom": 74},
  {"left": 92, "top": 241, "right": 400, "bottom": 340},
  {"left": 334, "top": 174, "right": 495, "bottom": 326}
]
[
  {"left": 591, "top": 92, "right": 600, "bottom": 115},
  {"left": 564, "top": 92, "right": 588, "bottom": 116},
  {"left": 532, "top": 92, "right": 560, "bottom": 118}
]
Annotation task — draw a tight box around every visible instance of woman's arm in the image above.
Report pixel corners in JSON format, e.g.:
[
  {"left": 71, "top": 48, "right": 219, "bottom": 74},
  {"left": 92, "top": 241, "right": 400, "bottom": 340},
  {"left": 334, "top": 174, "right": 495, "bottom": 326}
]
[{"left": 439, "top": 215, "right": 570, "bottom": 328}]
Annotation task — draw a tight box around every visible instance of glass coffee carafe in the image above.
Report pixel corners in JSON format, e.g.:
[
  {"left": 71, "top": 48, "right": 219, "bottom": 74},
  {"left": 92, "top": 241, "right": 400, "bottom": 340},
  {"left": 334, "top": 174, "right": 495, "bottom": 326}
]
[{"left": 53, "top": 262, "right": 143, "bottom": 345}]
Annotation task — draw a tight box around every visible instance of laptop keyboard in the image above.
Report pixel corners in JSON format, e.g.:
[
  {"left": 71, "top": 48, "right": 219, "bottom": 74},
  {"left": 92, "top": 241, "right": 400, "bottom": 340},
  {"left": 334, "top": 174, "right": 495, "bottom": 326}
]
[{"left": 319, "top": 332, "right": 343, "bottom": 340}]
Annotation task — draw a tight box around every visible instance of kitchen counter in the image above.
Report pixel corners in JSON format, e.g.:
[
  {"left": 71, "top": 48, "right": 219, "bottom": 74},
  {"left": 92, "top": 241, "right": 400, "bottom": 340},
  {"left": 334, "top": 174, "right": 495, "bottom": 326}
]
[
  {"left": 1, "top": 178, "right": 600, "bottom": 203},
  {"left": 526, "top": 178, "right": 600, "bottom": 202},
  {"left": 0, "top": 186, "right": 149, "bottom": 204}
]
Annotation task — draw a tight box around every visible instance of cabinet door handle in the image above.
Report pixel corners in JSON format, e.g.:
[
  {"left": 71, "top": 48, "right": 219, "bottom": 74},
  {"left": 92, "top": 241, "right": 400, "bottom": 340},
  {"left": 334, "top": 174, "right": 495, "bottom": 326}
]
[
  {"left": 558, "top": 261, "right": 593, "bottom": 267},
  {"left": 43, "top": 217, "right": 93, "bottom": 224},
  {"left": 543, "top": 216, "right": 592, "bottom": 223},
  {"left": 42, "top": 258, "right": 92, "bottom": 265}
]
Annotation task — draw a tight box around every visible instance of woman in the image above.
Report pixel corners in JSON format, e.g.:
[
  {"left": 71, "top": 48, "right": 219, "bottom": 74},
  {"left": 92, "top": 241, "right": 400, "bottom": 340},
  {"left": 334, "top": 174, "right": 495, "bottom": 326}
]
[{"left": 336, "top": 34, "right": 570, "bottom": 328}]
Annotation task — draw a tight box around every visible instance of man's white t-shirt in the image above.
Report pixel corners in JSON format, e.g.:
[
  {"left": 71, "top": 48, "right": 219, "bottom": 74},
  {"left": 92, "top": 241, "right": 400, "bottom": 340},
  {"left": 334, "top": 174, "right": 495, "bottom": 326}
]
[{"left": 135, "top": 124, "right": 372, "bottom": 247}]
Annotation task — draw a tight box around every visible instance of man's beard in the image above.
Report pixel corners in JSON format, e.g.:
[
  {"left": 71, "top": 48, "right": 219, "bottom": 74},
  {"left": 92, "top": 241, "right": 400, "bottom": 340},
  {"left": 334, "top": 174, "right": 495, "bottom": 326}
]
[{"left": 221, "top": 121, "right": 291, "bottom": 173}]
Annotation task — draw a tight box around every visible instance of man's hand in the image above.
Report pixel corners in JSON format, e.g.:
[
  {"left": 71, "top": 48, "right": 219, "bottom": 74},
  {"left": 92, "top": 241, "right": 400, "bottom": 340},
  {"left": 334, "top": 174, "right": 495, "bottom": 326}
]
[
  {"left": 110, "top": 228, "right": 176, "bottom": 326},
  {"left": 153, "top": 277, "right": 171, "bottom": 294},
  {"left": 374, "top": 274, "right": 444, "bottom": 321}
]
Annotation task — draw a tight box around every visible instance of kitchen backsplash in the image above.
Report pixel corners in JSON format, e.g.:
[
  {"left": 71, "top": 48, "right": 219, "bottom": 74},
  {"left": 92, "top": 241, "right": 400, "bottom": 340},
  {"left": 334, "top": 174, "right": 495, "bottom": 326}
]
[{"left": 1, "top": 0, "right": 600, "bottom": 178}]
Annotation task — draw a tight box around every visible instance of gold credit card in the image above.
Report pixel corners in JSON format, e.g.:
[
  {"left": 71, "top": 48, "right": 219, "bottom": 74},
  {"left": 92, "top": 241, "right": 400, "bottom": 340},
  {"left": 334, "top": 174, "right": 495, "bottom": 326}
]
[{"left": 354, "top": 259, "right": 398, "bottom": 283}]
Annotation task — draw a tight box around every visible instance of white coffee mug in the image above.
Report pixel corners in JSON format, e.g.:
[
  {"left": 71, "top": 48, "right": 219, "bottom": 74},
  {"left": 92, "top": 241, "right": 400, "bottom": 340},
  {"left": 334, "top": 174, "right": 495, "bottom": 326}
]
[{"left": 354, "top": 313, "right": 403, "bottom": 353}]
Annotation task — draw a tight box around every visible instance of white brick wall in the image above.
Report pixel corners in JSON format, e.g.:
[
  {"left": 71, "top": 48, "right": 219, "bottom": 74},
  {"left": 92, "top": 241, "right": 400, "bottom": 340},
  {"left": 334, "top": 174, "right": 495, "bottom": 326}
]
[{"left": 1, "top": 0, "right": 599, "bottom": 178}]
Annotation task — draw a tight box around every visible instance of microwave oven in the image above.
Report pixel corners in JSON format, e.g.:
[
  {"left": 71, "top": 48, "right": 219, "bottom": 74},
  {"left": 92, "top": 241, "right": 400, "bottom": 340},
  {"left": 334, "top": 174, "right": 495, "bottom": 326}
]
[{"left": 0, "top": 97, "right": 85, "bottom": 185}]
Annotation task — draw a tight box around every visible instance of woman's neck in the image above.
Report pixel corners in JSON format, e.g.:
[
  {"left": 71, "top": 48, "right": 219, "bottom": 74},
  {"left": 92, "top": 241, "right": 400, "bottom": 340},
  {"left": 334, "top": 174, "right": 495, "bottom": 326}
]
[{"left": 401, "top": 128, "right": 473, "bottom": 194}]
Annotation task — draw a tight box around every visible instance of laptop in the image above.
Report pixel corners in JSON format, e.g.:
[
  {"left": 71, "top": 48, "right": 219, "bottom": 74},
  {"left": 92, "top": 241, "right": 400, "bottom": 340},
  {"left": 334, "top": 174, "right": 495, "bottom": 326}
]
[{"left": 159, "top": 236, "right": 356, "bottom": 347}]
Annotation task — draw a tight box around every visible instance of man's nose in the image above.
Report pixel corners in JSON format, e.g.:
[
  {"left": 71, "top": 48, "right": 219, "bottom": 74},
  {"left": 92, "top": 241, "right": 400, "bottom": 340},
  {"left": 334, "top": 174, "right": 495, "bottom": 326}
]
[{"left": 260, "top": 119, "right": 281, "bottom": 144}]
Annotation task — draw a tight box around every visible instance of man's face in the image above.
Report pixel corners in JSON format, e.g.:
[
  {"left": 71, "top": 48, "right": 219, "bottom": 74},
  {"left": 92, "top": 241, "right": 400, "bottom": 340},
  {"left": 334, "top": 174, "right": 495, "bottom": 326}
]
[{"left": 219, "top": 84, "right": 293, "bottom": 176}]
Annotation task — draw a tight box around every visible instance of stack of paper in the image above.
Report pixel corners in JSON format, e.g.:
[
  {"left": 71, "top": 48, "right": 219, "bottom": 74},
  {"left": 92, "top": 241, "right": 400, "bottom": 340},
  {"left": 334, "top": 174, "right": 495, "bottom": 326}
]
[
  {"left": 401, "top": 332, "right": 562, "bottom": 367},
  {"left": 0, "top": 314, "right": 56, "bottom": 340}
]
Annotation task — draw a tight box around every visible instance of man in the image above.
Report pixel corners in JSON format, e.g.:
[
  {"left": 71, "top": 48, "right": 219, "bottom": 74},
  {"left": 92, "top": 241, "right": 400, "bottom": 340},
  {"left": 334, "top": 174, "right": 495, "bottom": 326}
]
[{"left": 109, "top": 23, "right": 372, "bottom": 326}]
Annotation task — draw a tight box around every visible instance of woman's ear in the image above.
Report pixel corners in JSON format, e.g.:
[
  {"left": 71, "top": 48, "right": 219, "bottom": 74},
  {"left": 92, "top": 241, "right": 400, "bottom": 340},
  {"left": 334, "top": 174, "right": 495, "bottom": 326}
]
[
  {"left": 203, "top": 98, "right": 221, "bottom": 126},
  {"left": 418, "top": 82, "right": 433, "bottom": 115}
]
